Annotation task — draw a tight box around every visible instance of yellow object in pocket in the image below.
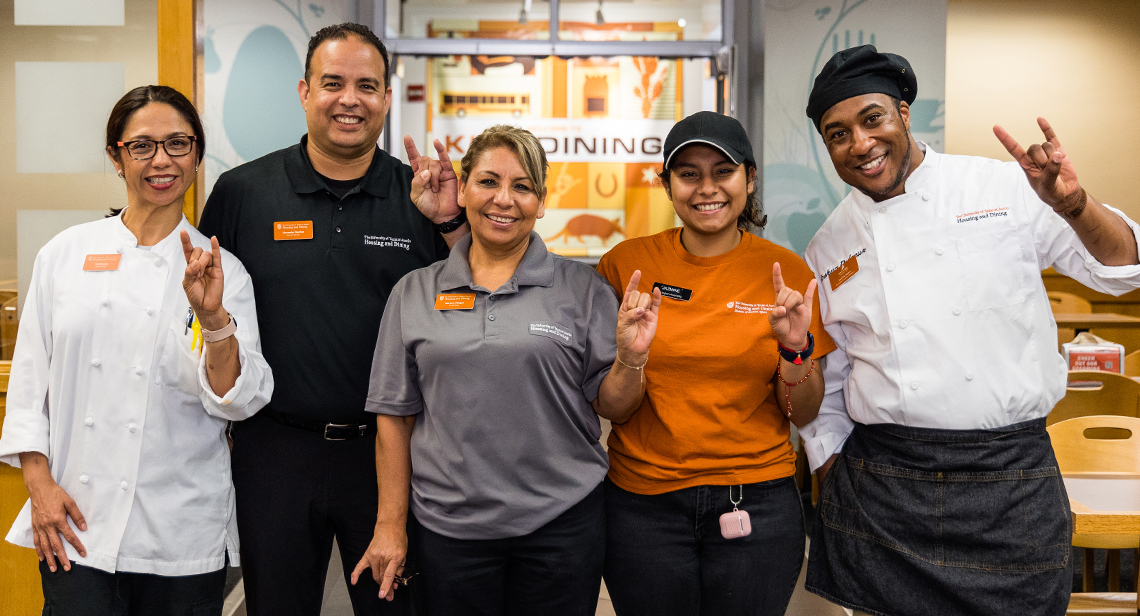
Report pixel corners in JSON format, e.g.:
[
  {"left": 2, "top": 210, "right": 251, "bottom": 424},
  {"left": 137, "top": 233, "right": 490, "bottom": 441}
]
[{"left": 190, "top": 316, "right": 203, "bottom": 355}]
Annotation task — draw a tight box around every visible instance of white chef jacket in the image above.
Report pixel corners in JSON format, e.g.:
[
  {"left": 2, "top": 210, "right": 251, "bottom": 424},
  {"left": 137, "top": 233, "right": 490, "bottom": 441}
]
[
  {"left": 800, "top": 144, "right": 1140, "bottom": 472},
  {"left": 0, "top": 212, "right": 273, "bottom": 575}
]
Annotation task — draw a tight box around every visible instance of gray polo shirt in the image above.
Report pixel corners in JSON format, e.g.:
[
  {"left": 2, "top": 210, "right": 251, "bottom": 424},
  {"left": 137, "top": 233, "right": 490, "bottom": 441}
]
[{"left": 366, "top": 232, "right": 616, "bottom": 540}]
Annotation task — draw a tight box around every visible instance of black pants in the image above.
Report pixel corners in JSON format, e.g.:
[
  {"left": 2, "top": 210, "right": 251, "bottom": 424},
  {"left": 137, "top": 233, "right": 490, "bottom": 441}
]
[
  {"left": 231, "top": 412, "right": 410, "bottom": 616},
  {"left": 603, "top": 476, "right": 805, "bottom": 616},
  {"left": 39, "top": 561, "right": 226, "bottom": 616},
  {"left": 407, "top": 481, "right": 605, "bottom": 616}
]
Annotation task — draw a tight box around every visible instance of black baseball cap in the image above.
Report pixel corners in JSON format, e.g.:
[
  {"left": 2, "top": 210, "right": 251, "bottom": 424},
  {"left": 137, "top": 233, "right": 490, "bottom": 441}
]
[{"left": 663, "top": 111, "right": 755, "bottom": 170}]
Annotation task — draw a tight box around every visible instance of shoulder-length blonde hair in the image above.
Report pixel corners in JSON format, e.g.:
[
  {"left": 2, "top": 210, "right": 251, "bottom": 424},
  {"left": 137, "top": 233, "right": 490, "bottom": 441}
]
[{"left": 460, "top": 125, "right": 549, "bottom": 200}]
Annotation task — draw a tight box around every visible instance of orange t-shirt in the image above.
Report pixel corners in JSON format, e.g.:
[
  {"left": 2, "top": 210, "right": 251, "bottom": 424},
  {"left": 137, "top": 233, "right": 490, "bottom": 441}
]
[{"left": 596, "top": 228, "right": 836, "bottom": 495}]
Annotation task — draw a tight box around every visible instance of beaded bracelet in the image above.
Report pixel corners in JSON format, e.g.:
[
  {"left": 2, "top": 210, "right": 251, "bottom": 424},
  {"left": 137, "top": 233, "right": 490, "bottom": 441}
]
[{"left": 776, "top": 357, "right": 815, "bottom": 420}]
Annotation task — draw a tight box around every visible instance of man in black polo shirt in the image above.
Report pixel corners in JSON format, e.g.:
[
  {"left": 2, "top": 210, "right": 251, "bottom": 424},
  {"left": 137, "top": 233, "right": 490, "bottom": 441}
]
[{"left": 198, "top": 23, "right": 466, "bottom": 616}]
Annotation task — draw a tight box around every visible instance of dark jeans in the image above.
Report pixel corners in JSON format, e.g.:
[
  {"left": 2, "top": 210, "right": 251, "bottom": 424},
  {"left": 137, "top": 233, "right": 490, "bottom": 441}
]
[
  {"left": 603, "top": 476, "right": 805, "bottom": 616},
  {"left": 39, "top": 561, "right": 226, "bottom": 616},
  {"left": 407, "top": 481, "right": 605, "bottom": 616},
  {"left": 231, "top": 412, "right": 410, "bottom": 616},
  {"left": 806, "top": 419, "right": 1072, "bottom": 616}
]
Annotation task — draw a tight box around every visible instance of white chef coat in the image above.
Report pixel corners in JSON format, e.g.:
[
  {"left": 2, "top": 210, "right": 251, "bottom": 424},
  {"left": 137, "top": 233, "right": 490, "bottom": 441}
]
[
  {"left": 800, "top": 144, "right": 1140, "bottom": 472},
  {"left": 0, "top": 212, "right": 273, "bottom": 575}
]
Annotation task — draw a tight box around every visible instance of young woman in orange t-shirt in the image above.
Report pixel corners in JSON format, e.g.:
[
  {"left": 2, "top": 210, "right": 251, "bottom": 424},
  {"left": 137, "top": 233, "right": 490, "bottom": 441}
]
[{"left": 596, "top": 112, "right": 835, "bottom": 616}]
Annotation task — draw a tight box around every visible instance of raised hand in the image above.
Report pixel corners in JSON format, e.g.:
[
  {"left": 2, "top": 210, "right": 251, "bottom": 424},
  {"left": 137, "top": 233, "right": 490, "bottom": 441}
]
[
  {"left": 615, "top": 270, "right": 661, "bottom": 363},
  {"left": 404, "top": 135, "right": 461, "bottom": 224},
  {"left": 993, "top": 118, "right": 1084, "bottom": 214},
  {"left": 181, "top": 231, "right": 228, "bottom": 330},
  {"left": 768, "top": 262, "right": 816, "bottom": 350}
]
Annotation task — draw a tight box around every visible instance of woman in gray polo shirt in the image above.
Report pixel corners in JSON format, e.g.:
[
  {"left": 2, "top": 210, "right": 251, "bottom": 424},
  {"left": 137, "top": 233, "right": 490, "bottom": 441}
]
[{"left": 355, "top": 125, "right": 659, "bottom": 616}]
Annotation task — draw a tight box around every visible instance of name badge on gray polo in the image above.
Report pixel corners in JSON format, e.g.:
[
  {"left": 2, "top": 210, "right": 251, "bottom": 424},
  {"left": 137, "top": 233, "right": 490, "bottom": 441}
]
[{"left": 530, "top": 322, "right": 573, "bottom": 346}]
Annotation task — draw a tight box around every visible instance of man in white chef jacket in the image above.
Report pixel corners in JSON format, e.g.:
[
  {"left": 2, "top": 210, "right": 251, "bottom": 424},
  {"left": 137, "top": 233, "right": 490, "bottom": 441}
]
[{"left": 800, "top": 45, "right": 1140, "bottom": 616}]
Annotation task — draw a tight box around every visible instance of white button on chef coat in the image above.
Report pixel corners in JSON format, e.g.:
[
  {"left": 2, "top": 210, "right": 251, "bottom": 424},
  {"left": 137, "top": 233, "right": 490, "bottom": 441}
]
[
  {"left": 801, "top": 145, "right": 1140, "bottom": 471},
  {"left": 0, "top": 212, "right": 274, "bottom": 575}
]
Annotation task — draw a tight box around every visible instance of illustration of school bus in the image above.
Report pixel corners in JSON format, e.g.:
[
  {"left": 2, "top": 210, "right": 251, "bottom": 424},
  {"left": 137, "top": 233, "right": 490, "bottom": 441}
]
[{"left": 440, "top": 92, "right": 531, "bottom": 117}]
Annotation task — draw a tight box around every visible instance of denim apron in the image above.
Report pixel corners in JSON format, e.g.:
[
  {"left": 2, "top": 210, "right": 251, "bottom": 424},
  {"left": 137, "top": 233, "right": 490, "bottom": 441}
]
[{"left": 805, "top": 419, "right": 1072, "bottom": 616}]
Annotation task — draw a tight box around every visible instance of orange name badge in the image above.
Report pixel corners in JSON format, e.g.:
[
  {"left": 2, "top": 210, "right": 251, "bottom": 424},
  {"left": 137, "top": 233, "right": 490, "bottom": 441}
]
[
  {"left": 828, "top": 255, "right": 860, "bottom": 291},
  {"left": 83, "top": 254, "right": 122, "bottom": 271},
  {"left": 273, "top": 221, "right": 314, "bottom": 241},
  {"left": 435, "top": 293, "right": 476, "bottom": 310}
]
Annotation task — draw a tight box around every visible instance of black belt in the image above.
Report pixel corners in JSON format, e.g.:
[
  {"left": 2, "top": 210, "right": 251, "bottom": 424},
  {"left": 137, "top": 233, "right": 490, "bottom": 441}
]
[{"left": 261, "top": 409, "right": 376, "bottom": 441}]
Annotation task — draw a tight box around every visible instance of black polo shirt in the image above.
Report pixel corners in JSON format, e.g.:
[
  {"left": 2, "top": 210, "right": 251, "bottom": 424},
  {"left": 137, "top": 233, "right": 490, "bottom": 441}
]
[{"left": 198, "top": 136, "right": 448, "bottom": 424}]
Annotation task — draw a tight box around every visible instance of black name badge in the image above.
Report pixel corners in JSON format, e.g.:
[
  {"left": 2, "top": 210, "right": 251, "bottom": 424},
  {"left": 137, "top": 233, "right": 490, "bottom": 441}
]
[{"left": 653, "top": 282, "right": 693, "bottom": 302}]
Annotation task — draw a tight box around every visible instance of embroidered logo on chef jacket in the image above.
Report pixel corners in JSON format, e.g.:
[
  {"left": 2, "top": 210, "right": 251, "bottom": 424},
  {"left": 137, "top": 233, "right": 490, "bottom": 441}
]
[
  {"left": 725, "top": 301, "right": 775, "bottom": 315},
  {"left": 364, "top": 235, "right": 411, "bottom": 249},
  {"left": 529, "top": 322, "right": 573, "bottom": 346},
  {"left": 955, "top": 207, "right": 1010, "bottom": 225}
]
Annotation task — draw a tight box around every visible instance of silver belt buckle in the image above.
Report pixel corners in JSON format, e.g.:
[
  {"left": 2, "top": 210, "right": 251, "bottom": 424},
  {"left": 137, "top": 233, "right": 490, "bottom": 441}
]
[{"left": 323, "top": 423, "right": 366, "bottom": 441}]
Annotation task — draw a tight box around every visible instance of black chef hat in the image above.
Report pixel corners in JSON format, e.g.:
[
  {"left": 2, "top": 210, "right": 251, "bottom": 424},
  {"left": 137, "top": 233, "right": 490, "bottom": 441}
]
[{"left": 806, "top": 45, "right": 917, "bottom": 132}]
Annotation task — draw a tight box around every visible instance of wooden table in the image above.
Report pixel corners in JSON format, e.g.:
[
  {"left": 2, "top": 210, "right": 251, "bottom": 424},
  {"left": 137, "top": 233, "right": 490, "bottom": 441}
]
[
  {"left": 1065, "top": 474, "right": 1140, "bottom": 613},
  {"left": 1054, "top": 312, "right": 1140, "bottom": 334}
]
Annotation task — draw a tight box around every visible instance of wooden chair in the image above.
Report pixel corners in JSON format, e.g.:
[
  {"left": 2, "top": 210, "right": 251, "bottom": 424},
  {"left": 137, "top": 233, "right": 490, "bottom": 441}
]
[
  {"left": 1050, "top": 415, "right": 1140, "bottom": 601},
  {"left": 1051, "top": 291, "right": 1094, "bottom": 350},
  {"left": 1048, "top": 371, "right": 1140, "bottom": 427},
  {"left": 1065, "top": 593, "right": 1136, "bottom": 615},
  {"left": 1124, "top": 350, "right": 1140, "bottom": 378},
  {"left": 1051, "top": 291, "right": 1095, "bottom": 313},
  {"left": 1050, "top": 377, "right": 1140, "bottom": 593}
]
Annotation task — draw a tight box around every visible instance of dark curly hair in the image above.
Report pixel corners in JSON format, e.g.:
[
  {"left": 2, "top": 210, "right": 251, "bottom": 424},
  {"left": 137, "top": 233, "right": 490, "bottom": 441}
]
[
  {"left": 305, "top": 23, "right": 390, "bottom": 88},
  {"left": 659, "top": 161, "right": 766, "bottom": 231}
]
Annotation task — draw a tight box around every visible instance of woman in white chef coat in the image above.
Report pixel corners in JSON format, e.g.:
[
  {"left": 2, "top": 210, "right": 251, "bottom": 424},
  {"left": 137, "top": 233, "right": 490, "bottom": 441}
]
[{"left": 0, "top": 85, "right": 273, "bottom": 615}]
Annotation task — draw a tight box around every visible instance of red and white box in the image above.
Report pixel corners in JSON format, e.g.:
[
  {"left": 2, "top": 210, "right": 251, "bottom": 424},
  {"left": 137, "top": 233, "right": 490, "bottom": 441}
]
[{"left": 1063, "top": 340, "right": 1125, "bottom": 373}]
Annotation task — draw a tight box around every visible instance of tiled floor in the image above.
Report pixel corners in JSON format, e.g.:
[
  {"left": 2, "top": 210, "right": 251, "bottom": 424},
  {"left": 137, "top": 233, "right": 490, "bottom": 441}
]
[
  {"left": 223, "top": 539, "right": 850, "bottom": 616},
  {"left": 222, "top": 419, "right": 853, "bottom": 616}
]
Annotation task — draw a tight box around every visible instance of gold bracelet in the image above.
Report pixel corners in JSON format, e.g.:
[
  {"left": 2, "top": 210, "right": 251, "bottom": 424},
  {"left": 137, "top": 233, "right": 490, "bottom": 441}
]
[
  {"left": 616, "top": 354, "right": 647, "bottom": 385},
  {"left": 616, "top": 354, "right": 647, "bottom": 370}
]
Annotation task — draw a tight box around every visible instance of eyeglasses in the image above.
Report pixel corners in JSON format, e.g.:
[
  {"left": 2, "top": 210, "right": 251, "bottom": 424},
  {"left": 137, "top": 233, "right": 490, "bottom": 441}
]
[
  {"left": 116, "top": 136, "right": 197, "bottom": 160},
  {"left": 393, "top": 572, "right": 418, "bottom": 586}
]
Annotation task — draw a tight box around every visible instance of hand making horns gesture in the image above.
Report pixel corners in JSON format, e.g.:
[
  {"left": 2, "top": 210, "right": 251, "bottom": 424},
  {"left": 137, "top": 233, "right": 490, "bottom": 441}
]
[
  {"left": 992, "top": 118, "right": 1086, "bottom": 216},
  {"left": 615, "top": 270, "right": 661, "bottom": 365},
  {"left": 768, "top": 262, "right": 817, "bottom": 351},
  {"left": 181, "top": 230, "right": 229, "bottom": 330},
  {"left": 404, "top": 135, "right": 461, "bottom": 224}
]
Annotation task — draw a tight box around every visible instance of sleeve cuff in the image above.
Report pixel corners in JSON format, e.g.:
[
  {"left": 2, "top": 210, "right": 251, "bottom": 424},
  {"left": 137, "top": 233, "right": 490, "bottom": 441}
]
[
  {"left": 365, "top": 399, "right": 424, "bottom": 417},
  {"left": 1076, "top": 204, "right": 1140, "bottom": 284},
  {"left": 0, "top": 409, "right": 51, "bottom": 469},
  {"left": 804, "top": 431, "right": 851, "bottom": 473},
  {"left": 582, "top": 365, "right": 613, "bottom": 403},
  {"left": 196, "top": 341, "right": 269, "bottom": 420}
]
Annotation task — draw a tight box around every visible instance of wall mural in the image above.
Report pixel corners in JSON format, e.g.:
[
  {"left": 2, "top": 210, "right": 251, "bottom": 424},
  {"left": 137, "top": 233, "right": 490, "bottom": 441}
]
[
  {"left": 202, "top": 0, "right": 357, "bottom": 197},
  {"left": 763, "top": 0, "right": 946, "bottom": 254},
  {"left": 426, "top": 20, "right": 688, "bottom": 258}
]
